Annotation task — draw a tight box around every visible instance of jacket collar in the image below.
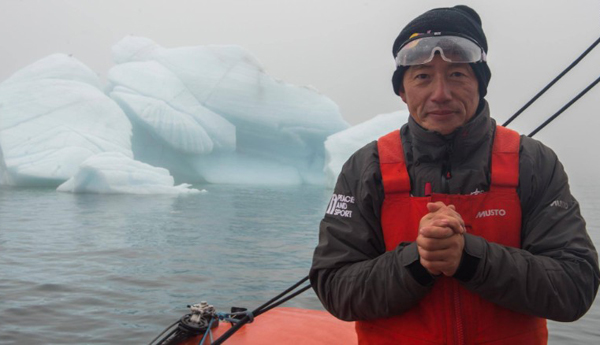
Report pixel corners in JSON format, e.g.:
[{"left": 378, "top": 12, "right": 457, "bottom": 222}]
[{"left": 406, "top": 100, "right": 494, "bottom": 163}]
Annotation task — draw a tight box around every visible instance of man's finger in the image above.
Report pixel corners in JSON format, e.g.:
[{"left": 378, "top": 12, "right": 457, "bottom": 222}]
[
  {"left": 426, "top": 202, "right": 446, "bottom": 213},
  {"left": 419, "top": 258, "right": 442, "bottom": 276},
  {"left": 419, "top": 224, "right": 454, "bottom": 239}
]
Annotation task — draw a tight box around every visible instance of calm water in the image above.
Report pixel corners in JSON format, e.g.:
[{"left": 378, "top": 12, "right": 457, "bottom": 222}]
[{"left": 1, "top": 183, "right": 599, "bottom": 344}]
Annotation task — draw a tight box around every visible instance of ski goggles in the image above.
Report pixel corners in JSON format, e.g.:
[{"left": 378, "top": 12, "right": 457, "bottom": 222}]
[{"left": 395, "top": 33, "right": 486, "bottom": 67}]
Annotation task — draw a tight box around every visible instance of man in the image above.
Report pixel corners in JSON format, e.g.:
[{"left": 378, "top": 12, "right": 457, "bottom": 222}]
[{"left": 310, "top": 5, "right": 599, "bottom": 344}]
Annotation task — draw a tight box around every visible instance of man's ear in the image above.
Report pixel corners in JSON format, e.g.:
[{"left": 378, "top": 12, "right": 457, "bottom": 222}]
[{"left": 399, "top": 89, "right": 407, "bottom": 103}]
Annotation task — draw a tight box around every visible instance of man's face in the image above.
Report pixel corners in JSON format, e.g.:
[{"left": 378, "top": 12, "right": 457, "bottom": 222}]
[{"left": 399, "top": 55, "right": 479, "bottom": 135}]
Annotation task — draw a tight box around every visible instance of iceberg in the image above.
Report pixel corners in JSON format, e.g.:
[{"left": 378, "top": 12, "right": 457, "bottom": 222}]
[
  {"left": 324, "top": 110, "right": 409, "bottom": 188},
  {"left": 109, "top": 36, "right": 349, "bottom": 185},
  {"left": 57, "top": 152, "right": 202, "bottom": 194},
  {"left": 0, "top": 54, "right": 132, "bottom": 187},
  {"left": 0, "top": 38, "right": 349, "bottom": 189}
]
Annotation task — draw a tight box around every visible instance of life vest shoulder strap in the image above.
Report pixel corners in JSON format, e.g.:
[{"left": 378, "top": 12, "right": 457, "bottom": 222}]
[
  {"left": 378, "top": 130, "right": 411, "bottom": 194},
  {"left": 491, "top": 125, "right": 520, "bottom": 190}
]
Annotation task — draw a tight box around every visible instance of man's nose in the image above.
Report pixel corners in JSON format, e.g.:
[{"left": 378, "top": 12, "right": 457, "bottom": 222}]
[{"left": 430, "top": 77, "right": 452, "bottom": 103}]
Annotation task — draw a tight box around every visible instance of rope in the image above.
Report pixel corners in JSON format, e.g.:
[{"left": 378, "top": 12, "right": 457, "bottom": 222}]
[
  {"left": 197, "top": 317, "right": 216, "bottom": 345},
  {"left": 256, "top": 284, "right": 312, "bottom": 315},
  {"left": 155, "top": 327, "right": 179, "bottom": 345},
  {"left": 528, "top": 75, "right": 600, "bottom": 137},
  {"left": 217, "top": 311, "right": 255, "bottom": 324},
  {"left": 148, "top": 320, "right": 179, "bottom": 345},
  {"left": 210, "top": 276, "right": 310, "bottom": 345},
  {"left": 253, "top": 276, "right": 309, "bottom": 314},
  {"left": 243, "top": 311, "right": 255, "bottom": 323},
  {"left": 503, "top": 35, "right": 600, "bottom": 127}
]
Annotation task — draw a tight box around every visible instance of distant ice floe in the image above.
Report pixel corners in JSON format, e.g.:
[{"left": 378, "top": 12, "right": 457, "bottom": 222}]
[
  {"left": 57, "top": 152, "right": 202, "bottom": 194},
  {"left": 0, "top": 54, "right": 132, "bottom": 187},
  {"left": 324, "top": 111, "right": 409, "bottom": 189}
]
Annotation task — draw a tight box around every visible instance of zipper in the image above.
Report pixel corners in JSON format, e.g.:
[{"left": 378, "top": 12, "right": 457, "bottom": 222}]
[
  {"left": 441, "top": 142, "right": 453, "bottom": 193},
  {"left": 440, "top": 138, "right": 461, "bottom": 343},
  {"left": 453, "top": 281, "right": 465, "bottom": 345}
]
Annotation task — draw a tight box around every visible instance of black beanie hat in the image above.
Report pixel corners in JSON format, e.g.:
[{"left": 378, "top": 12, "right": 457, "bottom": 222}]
[{"left": 391, "top": 5, "right": 491, "bottom": 99}]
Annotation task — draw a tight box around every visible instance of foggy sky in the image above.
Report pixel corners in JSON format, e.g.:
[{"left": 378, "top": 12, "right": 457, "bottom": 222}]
[{"left": 1, "top": 0, "right": 599, "bottom": 181}]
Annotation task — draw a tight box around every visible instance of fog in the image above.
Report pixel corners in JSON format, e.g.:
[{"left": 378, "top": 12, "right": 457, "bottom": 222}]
[{"left": 1, "top": 0, "right": 599, "bottom": 181}]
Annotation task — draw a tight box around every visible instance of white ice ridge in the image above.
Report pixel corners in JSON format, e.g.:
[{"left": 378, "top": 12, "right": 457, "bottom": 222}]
[
  {"left": 57, "top": 152, "right": 202, "bottom": 194},
  {"left": 109, "top": 60, "right": 236, "bottom": 154},
  {"left": 0, "top": 54, "right": 132, "bottom": 187},
  {"left": 324, "top": 110, "right": 409, "bottom": 189},
  {"left": 109, "top": 36, "right": 349, "bottom": 185}
]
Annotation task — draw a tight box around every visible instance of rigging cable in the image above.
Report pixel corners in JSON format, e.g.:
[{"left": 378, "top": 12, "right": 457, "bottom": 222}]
[
  {"left": 528, "top": 75, "right": 600, "bottom": 137},
  {"left": 211, "top": 275, "right": 311, "bottom": 345},
  {"left": 503, "top": 35, "right": 600, "bottom": 127},
  {"left": 148, "top": 320, "right": 179, "bottom": 345}
]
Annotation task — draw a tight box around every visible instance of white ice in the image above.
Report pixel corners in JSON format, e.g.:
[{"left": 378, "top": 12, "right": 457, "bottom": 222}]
[
  {"left": 57, "top": 152, "right": 202, "bottom": 194},
  {"left": 324, "top": 110, "right": 409, "bottom": 188},
  {"left": 0, "top": 38, "right": 350, "bottom": 190},
  {"left": 108, "top": 60, "right": 236, "bottom": 154},
  {"left": 0, "top": 54, "right": 132, "bottom": 187},
  {"left": 109, "top": 36, "right": 348, "bottom": 185}
]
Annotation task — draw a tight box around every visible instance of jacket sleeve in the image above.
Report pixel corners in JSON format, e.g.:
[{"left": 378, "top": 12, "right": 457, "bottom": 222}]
[
  {"left": 458, "top": 137, "right": 600, "bottom": 321},
  {"left": 309, "top": 142, "right": 432, "bottom": 321}
]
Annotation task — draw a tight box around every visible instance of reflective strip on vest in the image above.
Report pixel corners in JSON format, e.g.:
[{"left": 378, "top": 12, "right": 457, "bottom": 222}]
[{"left": 355, "top": 126, "right": 548, "bottom": 345}]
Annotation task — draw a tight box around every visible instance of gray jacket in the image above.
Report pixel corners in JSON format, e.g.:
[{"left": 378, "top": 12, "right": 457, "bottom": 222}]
[{"left": 310, "top": 102, "right": 599, "bottom": 322}]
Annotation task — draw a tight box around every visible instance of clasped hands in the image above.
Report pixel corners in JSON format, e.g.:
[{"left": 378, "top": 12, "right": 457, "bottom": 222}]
[{"left": 417, "top": 202, "right": 466, "bottom": 277}]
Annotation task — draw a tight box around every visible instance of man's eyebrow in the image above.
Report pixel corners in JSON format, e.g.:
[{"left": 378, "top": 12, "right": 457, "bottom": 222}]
[{"left": 408, "top": 65, "right": 433, "bottom": 73}]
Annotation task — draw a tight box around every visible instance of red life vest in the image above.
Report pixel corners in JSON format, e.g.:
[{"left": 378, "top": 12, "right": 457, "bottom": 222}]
[{"left": 355, "top": 126, "right": 548, "bottom": 344}]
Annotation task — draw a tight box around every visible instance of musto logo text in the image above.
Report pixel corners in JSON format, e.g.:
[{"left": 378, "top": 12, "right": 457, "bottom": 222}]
[
  {"left": 475, "top": 209, "right": 506, "bottom": 218},
  {"left": 326, "top": 194, "right": 355, "bottom": 218}
]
